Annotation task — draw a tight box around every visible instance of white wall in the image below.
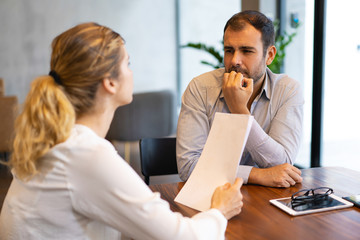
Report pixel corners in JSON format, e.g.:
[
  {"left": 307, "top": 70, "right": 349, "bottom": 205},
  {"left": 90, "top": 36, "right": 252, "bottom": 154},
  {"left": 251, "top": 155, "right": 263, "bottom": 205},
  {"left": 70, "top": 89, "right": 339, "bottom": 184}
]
[{"left": 0, "top": 0, "right": 177, "bottom": 103}]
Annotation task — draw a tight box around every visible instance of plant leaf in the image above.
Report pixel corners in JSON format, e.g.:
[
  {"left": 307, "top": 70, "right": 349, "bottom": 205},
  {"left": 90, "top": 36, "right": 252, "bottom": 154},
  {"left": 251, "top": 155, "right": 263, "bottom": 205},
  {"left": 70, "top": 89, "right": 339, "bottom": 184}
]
[{"left": 182, "top": 42, "right": 223, "bottom": 65}]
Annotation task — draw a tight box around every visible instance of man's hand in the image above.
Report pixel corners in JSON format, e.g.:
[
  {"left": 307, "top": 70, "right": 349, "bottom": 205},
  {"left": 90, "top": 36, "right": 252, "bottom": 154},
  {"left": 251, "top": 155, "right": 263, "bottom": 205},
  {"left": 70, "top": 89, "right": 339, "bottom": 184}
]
[
  {"left": 222, "top": 71, "right": 253, "bottom": 114},
  {"left": 248, "top": 163, "right": 303, "bottom": 188}
]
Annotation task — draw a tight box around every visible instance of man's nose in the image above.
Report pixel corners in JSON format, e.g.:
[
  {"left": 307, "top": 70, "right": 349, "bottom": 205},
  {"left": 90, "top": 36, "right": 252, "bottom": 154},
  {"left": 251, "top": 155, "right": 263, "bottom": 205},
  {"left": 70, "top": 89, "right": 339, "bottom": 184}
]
[{"left": 231, "top": 51, "right": 242, "bottom": 66}]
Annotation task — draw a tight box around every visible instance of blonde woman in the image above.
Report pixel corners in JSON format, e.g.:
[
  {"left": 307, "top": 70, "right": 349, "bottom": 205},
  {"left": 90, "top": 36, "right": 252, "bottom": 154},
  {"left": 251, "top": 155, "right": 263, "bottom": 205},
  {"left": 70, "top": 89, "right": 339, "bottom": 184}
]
[{"left": 0, "top": 23, "right": 243, "bottom": 240}]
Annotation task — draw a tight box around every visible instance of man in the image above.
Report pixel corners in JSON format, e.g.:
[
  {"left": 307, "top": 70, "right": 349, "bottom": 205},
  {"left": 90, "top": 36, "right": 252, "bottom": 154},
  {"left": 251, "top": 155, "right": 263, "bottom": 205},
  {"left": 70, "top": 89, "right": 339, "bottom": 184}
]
[{"left": 176, "top": 10, "right": 304, "bottom": 188}]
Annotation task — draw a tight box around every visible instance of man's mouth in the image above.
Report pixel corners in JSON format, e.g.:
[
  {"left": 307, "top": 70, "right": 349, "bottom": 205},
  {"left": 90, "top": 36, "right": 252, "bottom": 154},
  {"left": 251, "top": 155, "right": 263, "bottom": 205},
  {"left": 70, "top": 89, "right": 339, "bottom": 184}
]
[{"left": 227, "top": 66, "right": 248, "bottom": 77}]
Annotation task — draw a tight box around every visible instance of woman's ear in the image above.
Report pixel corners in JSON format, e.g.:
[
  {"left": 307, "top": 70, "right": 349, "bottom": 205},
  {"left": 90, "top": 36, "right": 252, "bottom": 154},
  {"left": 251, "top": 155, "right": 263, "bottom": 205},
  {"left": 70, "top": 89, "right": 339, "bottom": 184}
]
[
  {"left": 102, "top": 77, "right": 117, "bottom": 94},
  {"left": 265, "top": 45, "right": 277, "bottom": 65}
]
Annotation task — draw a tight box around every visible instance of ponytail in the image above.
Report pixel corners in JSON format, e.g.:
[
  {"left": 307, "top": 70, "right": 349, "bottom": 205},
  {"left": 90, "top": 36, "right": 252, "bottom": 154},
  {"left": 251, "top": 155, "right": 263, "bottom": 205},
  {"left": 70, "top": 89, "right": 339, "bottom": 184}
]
[
  {"left": 8, "top": 22, "right": 124, "bottom": 180},
  {"left": 9, "top": 76, "right": 75, "bottom": 180}
]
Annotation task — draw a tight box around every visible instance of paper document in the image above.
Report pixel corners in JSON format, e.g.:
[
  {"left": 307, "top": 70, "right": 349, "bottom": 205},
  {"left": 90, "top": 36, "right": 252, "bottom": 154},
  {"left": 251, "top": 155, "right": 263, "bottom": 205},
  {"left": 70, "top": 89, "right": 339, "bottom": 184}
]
[{"left": 174, "top": 112, "right": 253, "bottom": 211}]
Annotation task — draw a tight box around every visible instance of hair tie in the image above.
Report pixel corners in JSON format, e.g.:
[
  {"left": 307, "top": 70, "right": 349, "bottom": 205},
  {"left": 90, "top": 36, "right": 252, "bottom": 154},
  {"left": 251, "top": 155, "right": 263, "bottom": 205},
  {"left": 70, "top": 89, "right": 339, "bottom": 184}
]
[{"left": 49, "top": 70, "right": 62, "bottom": 85}]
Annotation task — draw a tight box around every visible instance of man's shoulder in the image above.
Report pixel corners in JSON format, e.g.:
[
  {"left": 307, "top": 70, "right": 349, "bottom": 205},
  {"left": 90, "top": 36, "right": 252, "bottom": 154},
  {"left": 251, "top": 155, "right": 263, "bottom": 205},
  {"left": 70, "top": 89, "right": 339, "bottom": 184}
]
[
  {"left": 266, "top": 69, "right": 303, "bottom": 104},
  {"left": 267, "top": 68, "right": 300, "bottom": 89},
  {"left": 191, "top": 68, "right": 225, "bottom": 88}
]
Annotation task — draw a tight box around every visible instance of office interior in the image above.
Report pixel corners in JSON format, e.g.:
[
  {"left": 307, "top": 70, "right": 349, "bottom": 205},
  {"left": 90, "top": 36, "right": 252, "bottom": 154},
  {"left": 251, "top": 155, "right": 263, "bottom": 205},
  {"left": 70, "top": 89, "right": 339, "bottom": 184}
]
[{"left": 1, "top": 0, "right": 359, "bottom": 185}]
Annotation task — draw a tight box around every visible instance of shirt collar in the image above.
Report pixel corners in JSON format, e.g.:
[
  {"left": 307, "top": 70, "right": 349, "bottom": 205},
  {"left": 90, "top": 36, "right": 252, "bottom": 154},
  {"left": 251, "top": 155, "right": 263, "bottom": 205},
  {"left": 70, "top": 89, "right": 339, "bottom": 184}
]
[{"left": 262, "top": 69, "right": 271, "bottom": 100}]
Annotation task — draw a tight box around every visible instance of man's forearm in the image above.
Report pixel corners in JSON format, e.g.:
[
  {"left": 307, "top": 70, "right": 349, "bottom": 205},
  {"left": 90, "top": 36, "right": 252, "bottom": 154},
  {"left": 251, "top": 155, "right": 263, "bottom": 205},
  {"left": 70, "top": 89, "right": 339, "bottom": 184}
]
[{"left": 246, "top": 120, "right": 297, "bottom": 167}]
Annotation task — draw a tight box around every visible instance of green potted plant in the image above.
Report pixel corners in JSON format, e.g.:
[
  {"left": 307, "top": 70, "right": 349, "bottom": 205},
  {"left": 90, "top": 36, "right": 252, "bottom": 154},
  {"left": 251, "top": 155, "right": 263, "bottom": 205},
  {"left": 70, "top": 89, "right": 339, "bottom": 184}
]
[{"left": 182, "top": 20, "right": 300, "bottom": 74}]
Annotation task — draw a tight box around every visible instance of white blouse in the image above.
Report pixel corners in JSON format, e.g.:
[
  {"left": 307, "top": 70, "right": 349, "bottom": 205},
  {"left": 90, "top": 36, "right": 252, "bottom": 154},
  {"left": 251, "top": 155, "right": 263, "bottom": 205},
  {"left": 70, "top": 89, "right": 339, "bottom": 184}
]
[{"left": 0, "top": 124, "right": 226, "bottom": 240}]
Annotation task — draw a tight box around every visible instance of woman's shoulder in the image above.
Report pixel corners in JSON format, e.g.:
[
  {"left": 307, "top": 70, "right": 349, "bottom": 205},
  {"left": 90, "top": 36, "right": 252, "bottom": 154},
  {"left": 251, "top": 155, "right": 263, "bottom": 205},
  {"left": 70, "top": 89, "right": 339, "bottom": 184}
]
[
  {"left": 50, "top": 124, "right": 121, "bottom": 168},
  {"left": 62, "top": 125, "right": 114, "bottom": 152}
]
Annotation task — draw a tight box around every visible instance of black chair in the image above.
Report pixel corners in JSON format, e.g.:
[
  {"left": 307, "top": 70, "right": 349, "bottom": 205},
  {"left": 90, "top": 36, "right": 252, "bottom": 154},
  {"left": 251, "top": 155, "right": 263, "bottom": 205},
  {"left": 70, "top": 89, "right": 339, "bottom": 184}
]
[{"left": 139, "top": 137, "right": 178, "bottom": 185}]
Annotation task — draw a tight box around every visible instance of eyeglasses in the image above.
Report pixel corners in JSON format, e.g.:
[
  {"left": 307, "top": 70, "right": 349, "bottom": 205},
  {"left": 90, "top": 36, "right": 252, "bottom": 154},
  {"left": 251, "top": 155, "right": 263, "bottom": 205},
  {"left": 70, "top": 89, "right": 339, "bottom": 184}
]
[{"left": 291, "top": 187, "right": 334, "bottom": 208}]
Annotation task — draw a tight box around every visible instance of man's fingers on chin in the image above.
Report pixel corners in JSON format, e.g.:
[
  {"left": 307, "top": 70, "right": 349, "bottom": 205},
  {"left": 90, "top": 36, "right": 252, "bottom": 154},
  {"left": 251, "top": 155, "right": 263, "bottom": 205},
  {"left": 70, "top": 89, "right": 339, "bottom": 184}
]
[{"left": 229, "top": 71, "right": 237, "bottom": 78}]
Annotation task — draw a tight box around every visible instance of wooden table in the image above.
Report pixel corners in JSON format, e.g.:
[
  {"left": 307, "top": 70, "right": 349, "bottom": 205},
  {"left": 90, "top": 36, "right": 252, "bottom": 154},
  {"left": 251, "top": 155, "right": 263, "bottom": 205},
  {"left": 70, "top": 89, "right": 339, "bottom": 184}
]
[{"left": 150, "top": 167, "right": 360, "bottom": 240}]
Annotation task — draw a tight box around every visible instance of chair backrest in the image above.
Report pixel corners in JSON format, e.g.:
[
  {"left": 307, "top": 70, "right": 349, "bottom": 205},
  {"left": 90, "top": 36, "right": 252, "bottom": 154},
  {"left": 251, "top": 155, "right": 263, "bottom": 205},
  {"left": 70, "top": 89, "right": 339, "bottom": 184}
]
[
  {"left": 106, "top": 90, "right": 176, "bottom": 141},
  {"left": 0, "top": 96, "right": 18, "bottom": 153},
  {"left": 139, "top": 137, "right": 178, "bottom": 185}
]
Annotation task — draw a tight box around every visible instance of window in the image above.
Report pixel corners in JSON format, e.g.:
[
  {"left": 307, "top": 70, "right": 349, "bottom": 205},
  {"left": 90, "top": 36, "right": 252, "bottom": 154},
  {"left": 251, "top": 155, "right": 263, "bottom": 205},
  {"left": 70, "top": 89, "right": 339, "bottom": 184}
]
[
  {"left": 322, "top": 0, "right": 360, "bottom": 170},
  {"left": 277, "top": 0, "right": 314, "bottom": 168}
]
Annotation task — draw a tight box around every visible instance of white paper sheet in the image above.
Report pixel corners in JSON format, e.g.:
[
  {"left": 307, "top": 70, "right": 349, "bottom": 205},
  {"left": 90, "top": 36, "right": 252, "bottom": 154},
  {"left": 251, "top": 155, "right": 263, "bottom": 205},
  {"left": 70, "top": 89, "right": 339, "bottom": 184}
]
[{"left": 174, "top": 112, "right": 253, "bottom": 211}]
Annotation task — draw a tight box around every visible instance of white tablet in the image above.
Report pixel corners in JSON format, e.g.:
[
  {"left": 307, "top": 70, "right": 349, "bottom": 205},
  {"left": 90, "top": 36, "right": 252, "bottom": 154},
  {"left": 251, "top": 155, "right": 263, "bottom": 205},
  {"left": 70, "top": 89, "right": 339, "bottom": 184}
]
[{"left": 270, "top": 194, "right": 353, "bottom": 216}]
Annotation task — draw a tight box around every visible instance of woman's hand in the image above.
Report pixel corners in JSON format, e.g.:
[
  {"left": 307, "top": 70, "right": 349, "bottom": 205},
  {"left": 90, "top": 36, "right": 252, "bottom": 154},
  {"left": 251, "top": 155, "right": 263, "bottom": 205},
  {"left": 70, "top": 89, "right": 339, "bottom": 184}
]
[{"left": 210, "top": 178, "right": 244, "bottom": 220}]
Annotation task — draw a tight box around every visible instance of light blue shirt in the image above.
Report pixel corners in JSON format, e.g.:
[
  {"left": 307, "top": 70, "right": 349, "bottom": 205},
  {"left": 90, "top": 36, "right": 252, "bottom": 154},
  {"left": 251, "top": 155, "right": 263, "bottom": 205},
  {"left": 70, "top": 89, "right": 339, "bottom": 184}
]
[{"left": 176, "top": 68, "right": 304, "bottom": 183}]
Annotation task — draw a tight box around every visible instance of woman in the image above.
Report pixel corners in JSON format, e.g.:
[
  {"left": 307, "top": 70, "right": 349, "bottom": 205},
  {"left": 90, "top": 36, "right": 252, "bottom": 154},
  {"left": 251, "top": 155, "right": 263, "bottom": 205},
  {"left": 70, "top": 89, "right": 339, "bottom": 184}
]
[{"left": 0, "top": 22, "right": 243, "bottom": 240}]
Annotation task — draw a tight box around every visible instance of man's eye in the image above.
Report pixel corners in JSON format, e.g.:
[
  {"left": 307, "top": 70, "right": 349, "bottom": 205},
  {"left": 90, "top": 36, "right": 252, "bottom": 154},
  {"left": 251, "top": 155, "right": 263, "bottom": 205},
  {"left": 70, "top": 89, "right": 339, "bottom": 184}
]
[{"left": 225, "top": 49, "right": 233, "bottom": 53}]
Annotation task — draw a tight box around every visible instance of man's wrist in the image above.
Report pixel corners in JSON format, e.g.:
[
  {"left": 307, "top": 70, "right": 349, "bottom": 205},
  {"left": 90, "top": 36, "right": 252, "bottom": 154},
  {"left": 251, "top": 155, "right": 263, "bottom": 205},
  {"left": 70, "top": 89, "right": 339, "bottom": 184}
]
[
  {"left": 231, "top": 105, "right": 250, "bottom": 115},
  {"left": 248, "top": 167, "right": 263, "bottom": 185}
]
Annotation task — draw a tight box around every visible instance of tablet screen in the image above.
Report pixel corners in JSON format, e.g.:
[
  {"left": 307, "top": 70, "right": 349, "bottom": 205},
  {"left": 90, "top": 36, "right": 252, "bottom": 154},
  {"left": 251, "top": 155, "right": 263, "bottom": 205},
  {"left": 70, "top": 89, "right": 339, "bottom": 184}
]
[{"left": 270, "top": 194, "right": 353, "bottom": 216}]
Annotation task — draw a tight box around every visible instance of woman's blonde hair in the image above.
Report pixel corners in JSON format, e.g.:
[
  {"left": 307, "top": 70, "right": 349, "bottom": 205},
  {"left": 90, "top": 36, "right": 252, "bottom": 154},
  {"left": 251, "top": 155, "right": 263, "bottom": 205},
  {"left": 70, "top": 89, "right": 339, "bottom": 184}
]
[{"left": 8, "top": 22, "right": 124, "bottom": 180}]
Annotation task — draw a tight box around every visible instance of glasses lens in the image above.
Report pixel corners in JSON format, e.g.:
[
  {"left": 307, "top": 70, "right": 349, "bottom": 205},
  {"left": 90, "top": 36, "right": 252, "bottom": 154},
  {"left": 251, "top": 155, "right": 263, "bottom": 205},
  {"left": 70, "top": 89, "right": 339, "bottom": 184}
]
[
  {"left": 291, "top": 187, "right": 333, "bottom": 203},
  {"left": 290, "top": 187, "right": 334, "bottom": 210}
]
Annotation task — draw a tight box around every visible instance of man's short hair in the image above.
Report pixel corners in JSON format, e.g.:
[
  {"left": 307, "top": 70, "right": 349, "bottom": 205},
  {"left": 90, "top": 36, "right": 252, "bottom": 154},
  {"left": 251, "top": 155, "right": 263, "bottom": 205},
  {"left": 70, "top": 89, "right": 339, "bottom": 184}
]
[{"left": 224, "top": 10, "right": 275, "bottom": 55}]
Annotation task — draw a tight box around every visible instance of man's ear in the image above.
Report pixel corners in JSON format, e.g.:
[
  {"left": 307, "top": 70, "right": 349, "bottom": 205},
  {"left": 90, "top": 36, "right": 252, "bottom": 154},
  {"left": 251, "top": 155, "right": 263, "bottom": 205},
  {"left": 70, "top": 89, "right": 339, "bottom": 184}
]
[
  {"left": 265, "top": 45, "right": 277, "bottom": 65},
  {"left": 102, "top": 77, "right": 117, "bottom": 94}
]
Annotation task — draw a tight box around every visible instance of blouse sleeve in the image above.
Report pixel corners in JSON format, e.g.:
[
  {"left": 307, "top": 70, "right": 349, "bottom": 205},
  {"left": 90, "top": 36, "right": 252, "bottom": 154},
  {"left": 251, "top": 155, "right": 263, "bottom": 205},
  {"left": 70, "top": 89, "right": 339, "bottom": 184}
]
[{"left": 67, "top": 140, "right": 227, "bottom": 240}]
